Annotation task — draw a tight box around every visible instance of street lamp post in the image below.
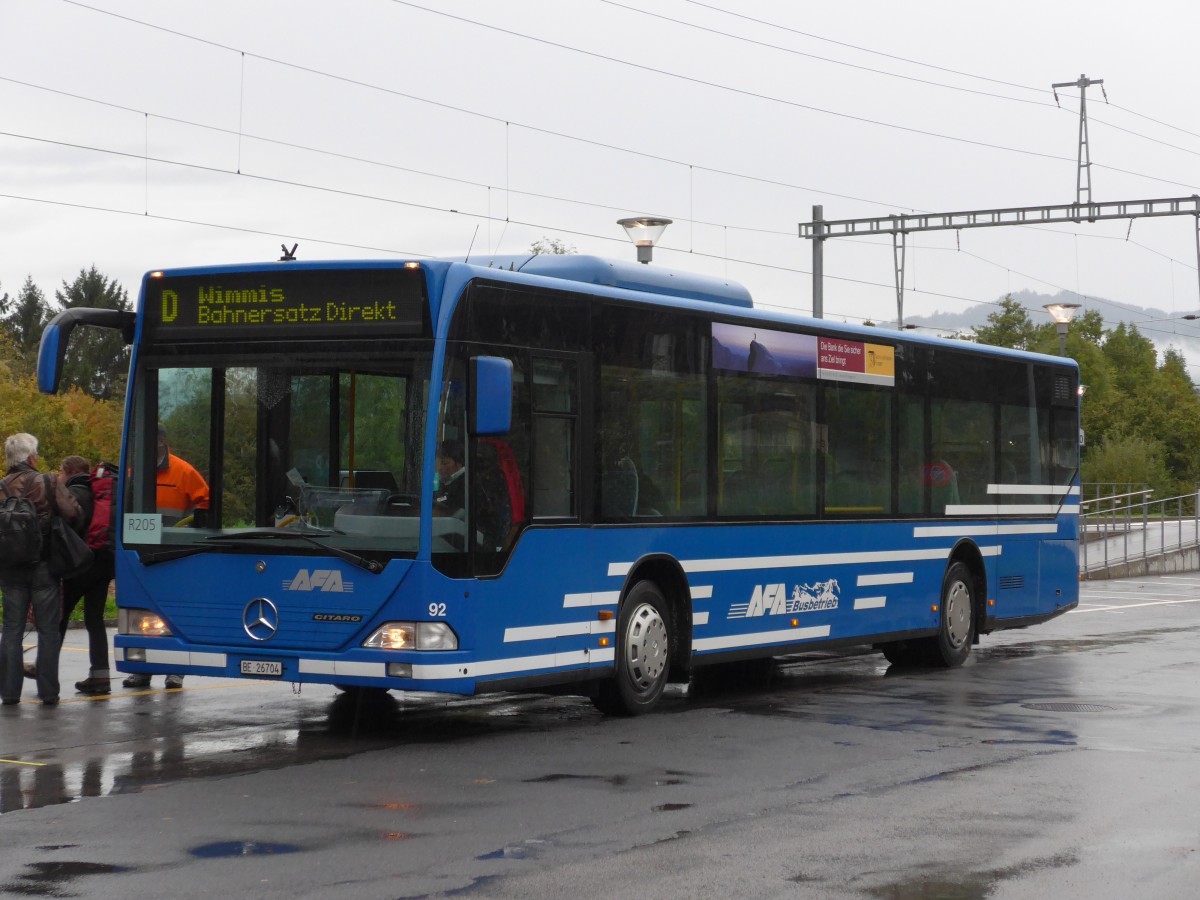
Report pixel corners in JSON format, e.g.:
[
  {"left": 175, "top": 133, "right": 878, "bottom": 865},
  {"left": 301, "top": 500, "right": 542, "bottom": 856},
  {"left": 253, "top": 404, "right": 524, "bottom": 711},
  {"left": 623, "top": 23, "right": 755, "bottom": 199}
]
[
  {"left": 1043, "top": 302, "right": 1081, "bottom": 355},
  {"left": 617, "top": 216, "right": 672, "bottom": 264}
]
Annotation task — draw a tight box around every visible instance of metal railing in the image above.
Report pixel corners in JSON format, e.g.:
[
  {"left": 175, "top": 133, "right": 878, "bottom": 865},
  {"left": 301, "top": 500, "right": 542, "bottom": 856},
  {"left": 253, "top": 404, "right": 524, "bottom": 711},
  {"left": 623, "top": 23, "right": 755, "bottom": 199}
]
[{"left": 1080, "top": 486, "right": 1200, "bottom": 577}]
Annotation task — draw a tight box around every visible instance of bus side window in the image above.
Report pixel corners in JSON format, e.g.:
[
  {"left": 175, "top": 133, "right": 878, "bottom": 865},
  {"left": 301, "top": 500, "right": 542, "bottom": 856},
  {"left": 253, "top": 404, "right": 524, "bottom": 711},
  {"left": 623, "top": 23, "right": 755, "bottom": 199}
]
[{"left": 531, "top": 358, "right": 577, "bottom": 520}]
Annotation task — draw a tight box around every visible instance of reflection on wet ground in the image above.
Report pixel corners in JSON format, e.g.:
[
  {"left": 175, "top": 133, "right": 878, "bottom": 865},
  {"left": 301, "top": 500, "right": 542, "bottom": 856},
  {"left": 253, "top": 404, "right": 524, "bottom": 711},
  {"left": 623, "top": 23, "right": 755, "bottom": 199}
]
[
  {"left": 0, "top": 688, "right": 609, "bottom": 816},
  {"left": 189, "top": 840, "right": 302, "bottom": 858},
  {"left": 4, "top": 619, "right": 1187, "bottom": 817},
  {"left": 1, "top": 860, "right": 135, "bottom": 897}
]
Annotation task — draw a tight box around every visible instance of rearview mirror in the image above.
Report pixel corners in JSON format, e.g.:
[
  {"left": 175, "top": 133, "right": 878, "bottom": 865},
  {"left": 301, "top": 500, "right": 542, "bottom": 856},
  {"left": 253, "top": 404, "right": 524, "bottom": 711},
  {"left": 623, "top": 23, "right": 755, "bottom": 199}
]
[
  {"left": 470, "top": 356, "right": 512, "bottom": 435},
  {"left": 37, "top": 308, "right": 136, "bottom": 394}
]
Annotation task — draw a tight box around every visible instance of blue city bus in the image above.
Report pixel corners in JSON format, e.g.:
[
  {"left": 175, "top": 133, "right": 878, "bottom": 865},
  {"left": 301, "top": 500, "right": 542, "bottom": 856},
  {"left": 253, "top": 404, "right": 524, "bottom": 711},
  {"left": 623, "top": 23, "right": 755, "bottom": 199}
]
[{"left": 38, "top": 255, "right": 1079, "bottom": 714}]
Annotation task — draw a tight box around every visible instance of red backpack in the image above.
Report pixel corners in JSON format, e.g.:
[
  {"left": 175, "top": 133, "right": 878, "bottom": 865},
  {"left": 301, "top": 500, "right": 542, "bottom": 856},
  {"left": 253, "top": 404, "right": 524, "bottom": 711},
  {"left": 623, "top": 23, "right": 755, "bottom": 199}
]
[{"left": 86, "top": 461, "right": 118, "bottom": 552}]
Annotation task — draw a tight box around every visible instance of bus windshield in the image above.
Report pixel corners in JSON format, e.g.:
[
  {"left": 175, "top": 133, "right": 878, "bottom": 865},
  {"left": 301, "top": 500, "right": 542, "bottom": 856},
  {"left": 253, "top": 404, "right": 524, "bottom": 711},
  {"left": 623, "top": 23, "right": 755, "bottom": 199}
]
[{"left": 123, "top": 341, "right": 432, "bottom": 561}]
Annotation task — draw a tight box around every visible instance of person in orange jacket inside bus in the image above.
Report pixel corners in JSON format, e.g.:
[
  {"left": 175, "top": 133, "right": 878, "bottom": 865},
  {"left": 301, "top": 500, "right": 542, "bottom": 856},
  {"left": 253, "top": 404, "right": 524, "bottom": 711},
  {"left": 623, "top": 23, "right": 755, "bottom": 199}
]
[
  {"left": 154, "top": 424, "right": 210, "bottom": 528},
  {"left": 124, "top": 424, "right": 210, "bottom": 691}
]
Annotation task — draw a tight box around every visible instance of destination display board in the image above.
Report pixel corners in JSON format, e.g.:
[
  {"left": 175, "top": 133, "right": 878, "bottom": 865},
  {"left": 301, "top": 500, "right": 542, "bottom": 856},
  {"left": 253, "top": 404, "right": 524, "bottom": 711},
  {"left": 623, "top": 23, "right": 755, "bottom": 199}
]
[{"left": 143, "top": 267, "right": 429, "bottom": 341}]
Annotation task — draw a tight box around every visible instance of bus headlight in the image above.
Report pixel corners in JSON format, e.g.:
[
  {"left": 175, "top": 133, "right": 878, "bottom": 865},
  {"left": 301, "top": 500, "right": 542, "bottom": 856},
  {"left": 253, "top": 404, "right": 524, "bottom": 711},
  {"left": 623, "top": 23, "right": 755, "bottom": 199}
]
[
  {"left": 118, "top": 608, "right": 173, "bottom": 637},
  {"left": 363, "top": 622, "right": 458, "bottom": 651}
]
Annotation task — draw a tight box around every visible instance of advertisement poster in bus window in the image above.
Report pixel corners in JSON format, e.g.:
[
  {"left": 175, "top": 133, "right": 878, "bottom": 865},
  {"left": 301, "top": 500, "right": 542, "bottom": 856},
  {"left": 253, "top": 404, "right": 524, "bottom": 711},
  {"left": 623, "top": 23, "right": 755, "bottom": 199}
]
[
  {"left": 817, "top": 337, "right": 895, "bottom": 386},
  {"left": 712, "top": 322, "right": 816, "bottom": 376},
  {"left": 712, "top": 323, "right": 895, "bottom": 386}
]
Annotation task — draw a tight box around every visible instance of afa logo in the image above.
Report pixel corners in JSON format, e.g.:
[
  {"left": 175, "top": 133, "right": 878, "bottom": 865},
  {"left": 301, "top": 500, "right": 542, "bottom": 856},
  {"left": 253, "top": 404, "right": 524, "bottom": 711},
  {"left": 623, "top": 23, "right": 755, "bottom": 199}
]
[
  {"left": 728, "top": 579, "right": 840, "bottom": 618},
  {"left": 283, "top": 569, "right": 354, "bottom": 593}
]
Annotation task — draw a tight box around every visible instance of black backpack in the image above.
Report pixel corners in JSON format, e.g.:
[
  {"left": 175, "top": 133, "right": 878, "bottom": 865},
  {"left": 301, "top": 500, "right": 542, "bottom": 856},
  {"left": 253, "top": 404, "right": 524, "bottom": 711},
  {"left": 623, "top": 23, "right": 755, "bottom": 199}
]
[{"left": 0, "top": 474, "right": 43, "bottom": 567}]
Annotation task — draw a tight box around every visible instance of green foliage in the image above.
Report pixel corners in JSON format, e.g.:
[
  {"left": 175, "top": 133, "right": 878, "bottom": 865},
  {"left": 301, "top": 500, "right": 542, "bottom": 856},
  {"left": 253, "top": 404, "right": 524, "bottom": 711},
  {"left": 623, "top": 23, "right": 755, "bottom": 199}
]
[
  {"left": 0, "top": 266, "right": 128, "bottom": 474},
  {"left": 529, "top": 237, "right": 576, "bottom": 255},
  {"left": 4, "top": 276, "right": 50, "bottom": 373},
  {"left": 1081, "top": 432, "right": 1171, "bottom": 496},
  {"left": 971, "top": 298, "right": 1200, "bottom": 494},
  {"left": 55, "top": 266, "right": 132, "bottom": 401},
  {"left": 0, "top": 340, "right": 122, "bottom": 467},
  {"left": 1101, "top": 323, "right": 1156, "bottom": 395},
  {"left": 972, "top": 296, "right": 1038, "bottom": 350}
]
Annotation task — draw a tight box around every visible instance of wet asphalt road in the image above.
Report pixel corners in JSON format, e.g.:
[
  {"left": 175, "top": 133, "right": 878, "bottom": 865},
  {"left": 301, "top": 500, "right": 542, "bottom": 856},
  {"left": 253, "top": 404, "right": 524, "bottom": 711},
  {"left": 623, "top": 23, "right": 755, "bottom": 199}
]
[{"left": 1, "top": 575, "right": 1199, "bottom": 899}]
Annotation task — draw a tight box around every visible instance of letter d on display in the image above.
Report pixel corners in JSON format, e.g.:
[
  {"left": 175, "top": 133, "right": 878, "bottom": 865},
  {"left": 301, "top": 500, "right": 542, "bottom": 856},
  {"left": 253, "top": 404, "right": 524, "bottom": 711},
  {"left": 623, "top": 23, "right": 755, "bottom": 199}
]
[{"left": 162, "top": 289, "right": 179, "bottom": 323}]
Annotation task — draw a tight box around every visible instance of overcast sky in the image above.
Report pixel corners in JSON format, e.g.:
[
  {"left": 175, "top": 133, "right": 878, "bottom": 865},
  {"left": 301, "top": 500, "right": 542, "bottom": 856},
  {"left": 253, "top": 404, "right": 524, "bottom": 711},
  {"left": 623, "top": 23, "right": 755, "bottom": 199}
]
[{"left": 3, "top": 0, "right": 1200, "bottom": 348}]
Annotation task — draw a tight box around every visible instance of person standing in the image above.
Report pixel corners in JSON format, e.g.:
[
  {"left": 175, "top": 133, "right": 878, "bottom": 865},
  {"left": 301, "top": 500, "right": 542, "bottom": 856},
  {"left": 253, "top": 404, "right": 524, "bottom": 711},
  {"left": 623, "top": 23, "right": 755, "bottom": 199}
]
[
  {"left": 124, "top": 424, "right": 209, "bottom": 690},
  {"left": 57, "top": 456, "right": 115, "bottom": 695},
  {"left": 0, "top": 433, "right": 83, "bottom": 706}
]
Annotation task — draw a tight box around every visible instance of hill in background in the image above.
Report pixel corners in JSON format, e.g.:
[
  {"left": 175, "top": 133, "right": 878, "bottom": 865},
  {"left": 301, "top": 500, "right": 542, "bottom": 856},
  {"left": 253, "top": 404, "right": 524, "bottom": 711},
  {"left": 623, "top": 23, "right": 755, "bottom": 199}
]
[{"left": 905, "top": 290, "right": 1200, "bottom": 372}]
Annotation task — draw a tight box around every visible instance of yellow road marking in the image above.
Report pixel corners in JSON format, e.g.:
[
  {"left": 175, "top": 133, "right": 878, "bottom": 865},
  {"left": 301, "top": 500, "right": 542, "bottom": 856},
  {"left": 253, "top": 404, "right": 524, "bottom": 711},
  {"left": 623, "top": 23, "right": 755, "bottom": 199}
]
[
  {"left": 80, "top": 682, "right": 263, "bottom": 701},
  {"left": 0, "top": 758, "right": 46, "bottom": 767}
]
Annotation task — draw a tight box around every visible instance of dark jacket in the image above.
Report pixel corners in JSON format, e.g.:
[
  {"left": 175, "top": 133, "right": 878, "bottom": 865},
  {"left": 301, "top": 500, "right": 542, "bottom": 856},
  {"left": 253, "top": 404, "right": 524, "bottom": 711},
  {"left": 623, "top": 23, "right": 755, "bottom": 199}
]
[
  {"left": 0, "top": 462, "right": 84, "bottom": 536},
  {"left": 65, "top": 472, "right": 94, "bottom": 537}
]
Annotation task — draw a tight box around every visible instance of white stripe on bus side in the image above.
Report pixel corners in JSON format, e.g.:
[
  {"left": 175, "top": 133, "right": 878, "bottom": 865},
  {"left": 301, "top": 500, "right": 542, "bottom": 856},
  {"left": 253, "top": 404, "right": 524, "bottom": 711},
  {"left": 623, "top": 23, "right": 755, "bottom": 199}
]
[
  {"left": 857, "top": 572, "right": 914, "bottom": 586},
  {"left": 913, "top": 523, "right": 1059, "bottom": 538},
  {"left": 503, "top": 620, "right": 616, "bottom": 643},
  {"left": 853, "top": 596, "right": 887, "bottom": 610},
  {"left": 610, "top": 546, "right": 968, "bottom": 578}
]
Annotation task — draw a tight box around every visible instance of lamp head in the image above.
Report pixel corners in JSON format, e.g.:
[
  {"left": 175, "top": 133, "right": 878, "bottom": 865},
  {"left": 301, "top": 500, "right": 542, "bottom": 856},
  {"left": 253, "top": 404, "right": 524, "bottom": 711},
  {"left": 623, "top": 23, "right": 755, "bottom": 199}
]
[
  {"left": 617, "top": 216, "right": 672, "bottom": 264},
  {"left": 1043, "top": 302, "right": 1081, "bottom": 325}
]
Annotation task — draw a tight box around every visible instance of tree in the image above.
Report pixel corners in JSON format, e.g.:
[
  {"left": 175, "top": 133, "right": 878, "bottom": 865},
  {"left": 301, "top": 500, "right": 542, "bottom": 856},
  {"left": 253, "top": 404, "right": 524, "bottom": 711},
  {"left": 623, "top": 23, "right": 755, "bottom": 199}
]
[
  {"left": 55, "top": 266, "right": 132, "bottom": 401},
  {"left": 1100, "top": 323, "right": 1156, "bottom": 396},
  {"left": 1072, "top": 309, "right": 1106, "bottom": 346},
  {"left": 1081, "top": 431, "right": 1170, "bottom": 496},
  {"left": 4, "top": 276, "right": 51, "bottom": 370},
  {"left": 972, "top": 296, "right": 1038, "bottom": 350},
  {"left": 529, "top": 237, "right": 576, "bottom": 255},
  {"left": 1139, "top": 349, "right": 1200, "bottom": 492},
  {"left": 0, "top": 365, "right": 122, "bottom": 467}
]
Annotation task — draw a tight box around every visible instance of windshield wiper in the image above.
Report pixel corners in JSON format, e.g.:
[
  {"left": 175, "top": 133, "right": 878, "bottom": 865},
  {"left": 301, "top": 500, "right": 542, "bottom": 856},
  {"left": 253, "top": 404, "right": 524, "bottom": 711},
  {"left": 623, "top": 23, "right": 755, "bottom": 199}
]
[
  {"left": 203, "top": 528, "right": 383, "bottom": 573},
  {"left": 140, "top": 545, "right": 219, "bottom": 566}
]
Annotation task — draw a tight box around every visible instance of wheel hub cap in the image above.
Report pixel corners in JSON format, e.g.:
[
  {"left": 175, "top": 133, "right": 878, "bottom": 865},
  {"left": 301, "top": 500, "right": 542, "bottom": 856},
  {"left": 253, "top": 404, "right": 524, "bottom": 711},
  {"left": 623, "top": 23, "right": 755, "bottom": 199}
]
[{"left": 626, "top": 603, "right": 668, "bottom": 691}]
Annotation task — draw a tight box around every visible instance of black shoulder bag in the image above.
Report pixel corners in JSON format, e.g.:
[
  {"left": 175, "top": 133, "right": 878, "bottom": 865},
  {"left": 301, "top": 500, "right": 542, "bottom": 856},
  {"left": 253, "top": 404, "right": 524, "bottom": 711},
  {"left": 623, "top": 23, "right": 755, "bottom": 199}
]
[{"left": 45, "top": 474, "right": 94, "bottom": 578}]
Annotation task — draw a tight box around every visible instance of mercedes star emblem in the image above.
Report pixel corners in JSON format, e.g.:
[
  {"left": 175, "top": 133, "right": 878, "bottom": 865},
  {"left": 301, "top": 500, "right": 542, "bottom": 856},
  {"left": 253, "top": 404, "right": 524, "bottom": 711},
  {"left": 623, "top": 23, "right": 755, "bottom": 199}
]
[{"left": 243, "top": 597, "right": 279, "bottom": 641}]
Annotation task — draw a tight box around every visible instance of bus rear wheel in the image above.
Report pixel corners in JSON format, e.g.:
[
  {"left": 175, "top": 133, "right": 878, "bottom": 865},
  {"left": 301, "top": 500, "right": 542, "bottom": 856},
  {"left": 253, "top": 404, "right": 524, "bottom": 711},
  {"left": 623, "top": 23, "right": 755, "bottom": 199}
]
[
  {"left": 928, "top": 561, "right": 975, "bottom": 667},
  {"left": 593, "top": 582, "right": 672, "bottom": 716}
]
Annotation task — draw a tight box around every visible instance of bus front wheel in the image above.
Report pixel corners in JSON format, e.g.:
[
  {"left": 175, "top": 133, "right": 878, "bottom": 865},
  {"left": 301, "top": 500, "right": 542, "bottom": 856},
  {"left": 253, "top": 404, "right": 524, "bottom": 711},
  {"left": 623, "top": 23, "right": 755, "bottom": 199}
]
[
  {"left": 929, "top": 561, "right": 975, "bottom": 667},
  {"left": 593, "top": 581, "right": 672, "bottom": 716}
]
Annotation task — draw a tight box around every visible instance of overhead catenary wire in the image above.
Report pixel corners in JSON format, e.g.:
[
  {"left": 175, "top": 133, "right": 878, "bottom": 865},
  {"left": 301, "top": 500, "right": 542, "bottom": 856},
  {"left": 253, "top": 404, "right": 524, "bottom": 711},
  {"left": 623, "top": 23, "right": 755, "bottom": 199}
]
[
  {"left": 8, "top": 1, "right": 1197, "bottom": 346},
  {"left": 676, "top": 0, "right": 1200, "bottom": 152},
  {"left": 12, "top": 111, "right": 1197, "bottom": 334},
  {"left": 61, "top": 0, "right": 1200, "bottom": 193},
  {"left": 45, "top": 4, "right": 1200, "bottom": 202}
]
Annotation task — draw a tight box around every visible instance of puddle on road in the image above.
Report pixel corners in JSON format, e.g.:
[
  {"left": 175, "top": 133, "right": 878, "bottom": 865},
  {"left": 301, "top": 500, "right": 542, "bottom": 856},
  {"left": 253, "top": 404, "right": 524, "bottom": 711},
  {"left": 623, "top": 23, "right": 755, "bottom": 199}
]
[
  {"left": 865, "top": 874, "right": 994, "bottom": 899},
  {"left": 523, "top": 773, "right": 628, "bottom": 786},
  {"left": 189, "top": 840, "right": 302, "bottom": 858},
  {"left": 864, "top": 852, "right": 1080, "bottom": 899}
]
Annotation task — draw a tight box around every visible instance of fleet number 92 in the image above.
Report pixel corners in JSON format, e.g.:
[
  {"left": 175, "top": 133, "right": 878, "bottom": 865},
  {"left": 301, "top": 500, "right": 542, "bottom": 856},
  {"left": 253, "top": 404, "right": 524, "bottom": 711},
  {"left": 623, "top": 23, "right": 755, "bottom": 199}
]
[{"left": 428, "top": 602, "right": 447, "bottom": 617}]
